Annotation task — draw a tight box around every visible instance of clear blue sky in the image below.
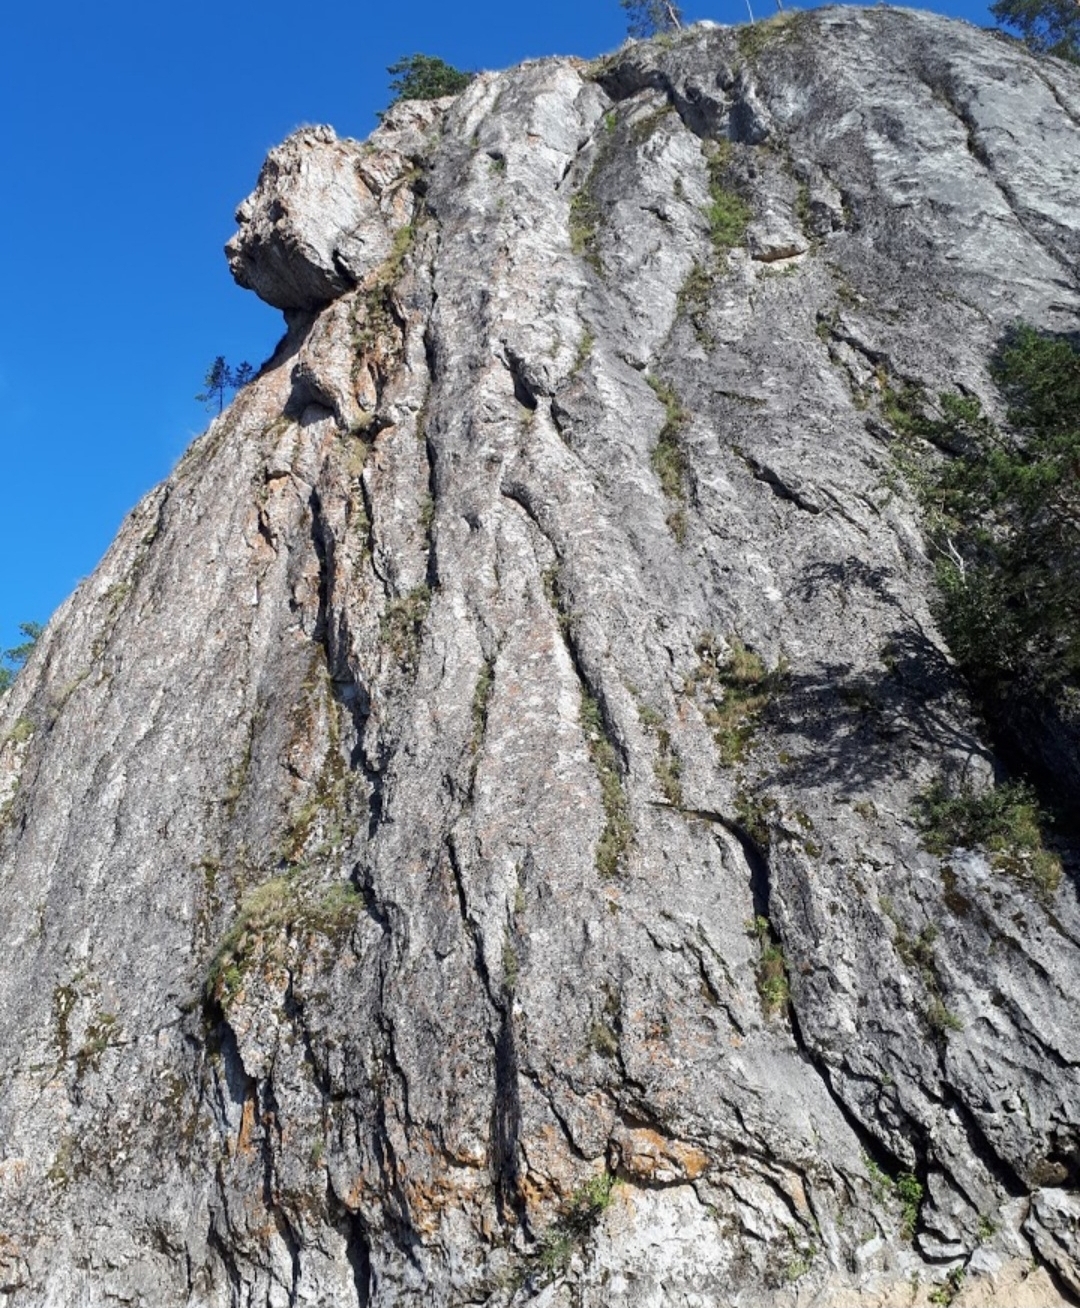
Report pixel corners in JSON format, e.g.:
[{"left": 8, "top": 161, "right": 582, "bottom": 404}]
[{"left": 1, "top": 0, "right": 995, "bottom": 654}]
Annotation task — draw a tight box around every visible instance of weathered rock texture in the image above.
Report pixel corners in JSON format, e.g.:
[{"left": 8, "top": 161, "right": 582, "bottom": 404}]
[{"left": 1, "top": 9, "right": 1078, "bottom": 1306}]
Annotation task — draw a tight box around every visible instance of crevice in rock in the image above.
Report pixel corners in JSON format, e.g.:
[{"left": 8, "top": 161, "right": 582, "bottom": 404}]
[
  {"left": 256, "top": 1079, "right": 303, "bottom": 1303},
  {"left": 283, "top": 968, "right": 334, "bottom": 1101},
  {"left": 332, "top": 1192, "right": 374, "bottom": 1308},
  {"left": 937, "top": 1083, "right": 1029, "bottom": 1200},
  {"left": 935, "top": 87, "right": 1077, "bottom": 281},
  {"left": 423, "top": 431, "right": 440, "bottom": 594},
  {"left": 650, "top": 801, "right": 772, "bottom": 919},
  {"left": 490, "top": 1008, "right": 526, "bottom": 1228},
  {"left": 501, "top": 480, "right": 631, "bottom": 786},
  {"left": 446, "top": 833, "right": 501, "bottom": 1014},
  {"left": 206, "top": 1224, "right": 243, "bottom": 1304},
  {"left": 504, "top": 349, "right": 540, "bottom": 411},
  {"left": 364, "top": 1015, "right": 424, "bottom": 1270},
  {"left": 742, "top": 453, "right": 823, "bottom": 514},
  {"left": 308, "top": 486, "right": 386, "bottom": 845},
  {"left": 1034, "top": 69, "right": 1080, "bottom": 133}
]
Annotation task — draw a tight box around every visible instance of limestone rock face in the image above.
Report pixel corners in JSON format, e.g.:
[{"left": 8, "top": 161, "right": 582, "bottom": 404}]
[
  {"left": 225, "top": 104, "right": 442, "bottom": 311},
  {"left": 1, "top": 10, "right": 1079, "bottom": 1307}
]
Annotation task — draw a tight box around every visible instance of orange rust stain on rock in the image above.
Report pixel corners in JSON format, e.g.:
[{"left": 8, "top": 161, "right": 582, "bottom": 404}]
[
  {"left": 612, "top": 1126, "right": 710, "bottom": 1184},
  {"left": 236, "top": 1092, "right": 258, "bottom": 1156}
]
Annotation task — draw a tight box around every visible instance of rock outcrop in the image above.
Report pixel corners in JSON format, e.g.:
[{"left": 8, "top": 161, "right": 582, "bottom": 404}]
[{"left": 0, "top": 9, "right": 1078, "bottom": 1306}]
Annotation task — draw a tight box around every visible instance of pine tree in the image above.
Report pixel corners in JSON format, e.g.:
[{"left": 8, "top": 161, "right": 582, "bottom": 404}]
[
  {"left": 196, "top": 357, "right": 254, "bottom": 415},
  {"left": 620, "top": 0, "right": 685, "bottom": 38},
  {"left": 383, "top": 56, "right": 473, "bottom": 113},
  {"left": 0, "top": 622, "right": 42, "bottom": 693},
  {"left": 990, "top": 0, "right": 1080, "bottom": 61}
]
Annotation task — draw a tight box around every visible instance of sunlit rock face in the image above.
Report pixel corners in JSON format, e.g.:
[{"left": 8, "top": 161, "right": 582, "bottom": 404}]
[
  {"left": 225, "top": 104, "right": 442, "bottom": 310},
  {"left": 1, "top": 9, "right": 1079, "bottom": 1306}
]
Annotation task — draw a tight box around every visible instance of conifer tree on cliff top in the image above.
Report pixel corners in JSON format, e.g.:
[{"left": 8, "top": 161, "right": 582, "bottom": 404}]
[
  {"left": 384, "top": 55, "right": 473, "bottom": 110},
  {"left": 621, "top": 0, "right": 684, "bottom": 37},
  {"left": 991, "top": 0, "right": 1080, "bottom": 60}
]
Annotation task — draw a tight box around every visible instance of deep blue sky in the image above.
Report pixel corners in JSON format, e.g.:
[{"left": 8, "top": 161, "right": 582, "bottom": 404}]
[{"left": 1, "top": 0, "right": 995, "bottom": 654}]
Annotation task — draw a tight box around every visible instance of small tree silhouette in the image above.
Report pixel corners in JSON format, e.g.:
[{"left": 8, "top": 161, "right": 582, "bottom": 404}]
[
  {"left": 196, "top": 357, "right": 254, "bottom": 415},
  {"left": 620, "top": 0, "right": 684, "bottom": 37},
  {"left": 381, "top": 55, "right": 473, "bottom": 117},
  {"left": 0, "top": 621, "right": 42, "bottom": 693}
]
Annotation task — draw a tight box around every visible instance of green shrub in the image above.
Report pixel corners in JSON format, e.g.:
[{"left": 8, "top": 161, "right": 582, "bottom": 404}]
[
  {"left": 653, "top": 728, "right": 683, "bottom": 806},
  {"left": 863, "top": 1154, "right": 924, "bottom": 1240},
  {"left": 380, "top": 584, "right": 431, "bottom": 675},
  {"left": 647, "top": 375, "right": 690, "bottom": 506},
  {"left": 570, "top": 187, "right": 604, "bottom": 273},
  {"left": 0, "top": 621, "right": 42, "bottom": 693},
  {"left": 471, "top": 657, "right": 495, "bottom": 753},
  {"left": 531, "top": 1172, "right": 616, "bottom": 1282},
  {"left": 205, "top": 873, "right": 363, "bottom": 1004},
  {"left": 902, "top": 329, "right": 1080, "bottom": 702},
  {"left": 916, "top": 776, "right": 1062, "bottom": 894}
]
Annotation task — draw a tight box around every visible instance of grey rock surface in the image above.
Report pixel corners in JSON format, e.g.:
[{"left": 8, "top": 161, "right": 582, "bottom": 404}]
[{"left": 0, "top": 9, "right": 1078, "bottom": 1306}]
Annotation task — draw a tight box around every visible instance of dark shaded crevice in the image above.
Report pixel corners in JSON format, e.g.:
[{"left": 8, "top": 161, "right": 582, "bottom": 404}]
[
  {"left": 743, "top": 454, "right": 823, "bottom": 514},
  {"left": 363, "top": 1009, "right": 424, "bottom": 1270},
  {"left": 422, "top": 431, "right": 440, "bottom": 594},
  {"left": 500, "top": 480, "right": 631, "bottom": 775},
  {"left": 207, "top": 1224, "right": 244, "bottom": 1307},
  {"left": 446, "top": 833, "right": 501, "bottom": 1013},
  {"left": 283, "top": 969, "right": 333, "bottom": 1100},
  {"left": 331, "top": 1192, "right": 374, "bottom": 1308},
  {"left": 504, "top": 348, "right": 540, "bottom": 410},
  {"left": 649, "top": 801, "right": 772, "bottom": 919},
  {"left": 308, "top": 487, "right": 386, "bottom": 841},
  {"left": 594, "top": 63, "right": 718, "bottom": 141},
  {"left": 1034, "top": 68, "right": 1080, "bottom": 132},
  {"left": 520, "top": 1067, "right": 593, "bottom": 1167},
  {"left": 257, "top": 1079, "right": 303, "bottom": 1303},
  {"left": 937, "top": 1083, "right": 1030, "bottom": 1200},
  {"left": 803, "top": 1027, "right": 933, "bottom": 1207},
  {"left": 490, "top": 1008, "right": 527, "bottom": 1228}
]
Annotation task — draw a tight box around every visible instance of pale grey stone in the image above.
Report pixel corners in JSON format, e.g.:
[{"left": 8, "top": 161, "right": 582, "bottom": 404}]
[{"left": 0, "top": 10, "right": 1078, "bottom": 1307}]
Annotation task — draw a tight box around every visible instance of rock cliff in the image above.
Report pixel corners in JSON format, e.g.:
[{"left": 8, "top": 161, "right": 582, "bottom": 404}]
[{"left": 1, "top": 8, "right": 1078, "bottom": 1305}]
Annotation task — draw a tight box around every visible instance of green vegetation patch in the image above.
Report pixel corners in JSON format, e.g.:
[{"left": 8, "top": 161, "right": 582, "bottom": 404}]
[
  {"left": 206, "top": 872, "right": 363, "bottom": 1005},
  {"left": 531, "top": 1172, "right": 616, "bottom": 1283},
  {"left": 705, "top": 148, "right": 751, "bottom": 257},
  {"left": 647, "top": 375, "right": 690, "bottom": 539},
  {"left": 888, "top": 329, "right": 1080, "bottom": 709},
  {"left": 381, "top": 54, "right": 473, "bottom": 117},
  {"left": 916, "top": 777, "right": 1062, "bottom": 896},
  {"left": 471, "top": 656, "right": 496, "bottom": 754},
  {"left": 647, "top": 375, "right": 689, "bottom": 490},
  {"left": 864, "top": 1153, "right": 924, "bottom": 1240},
  {"left": 677, "top": 260, "right": 715, "bottom": 345},
  {"left": 570, "top": 186, "right": 604, "bottom": 274},
  {"left": 380, "top": 583, "right": 432, "bottom": 677},
  {"left": 652, "top": 727, "right": 683, "bottom": 806},
  {"left": 746, "top": 915, "right": 789, "bottom": 1015},
  {"left": 735, "top": 11, "right": 807, "bottom": 61},
  {"left": 686, "top": 634, "right": 786, "bottom": 765},
  {"left": 581, "top": 692, "right": 632, "bottom": 877},
  {"left": 880, "top": 896, "right": 964, "bottom": 1036}
]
